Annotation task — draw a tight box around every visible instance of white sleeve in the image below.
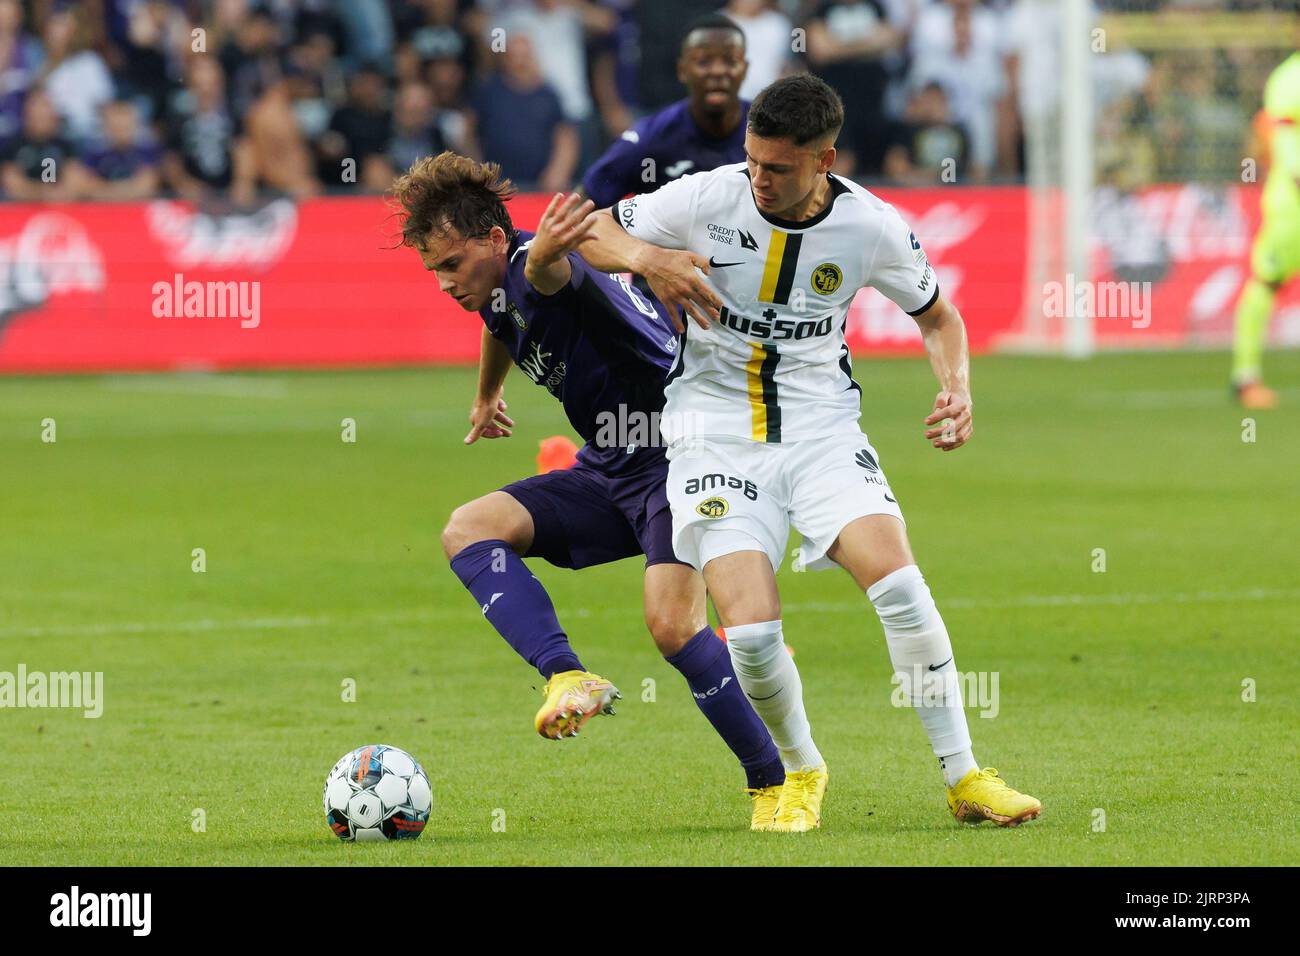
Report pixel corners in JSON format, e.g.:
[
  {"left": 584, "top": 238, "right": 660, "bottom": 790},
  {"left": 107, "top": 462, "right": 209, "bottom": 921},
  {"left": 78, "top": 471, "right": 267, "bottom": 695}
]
[
  {"left": 610, "top": 172, "right": 702, "bottom": 251},
  {"left": 865, "top": 206, "right": 940, "bottom": 316}
]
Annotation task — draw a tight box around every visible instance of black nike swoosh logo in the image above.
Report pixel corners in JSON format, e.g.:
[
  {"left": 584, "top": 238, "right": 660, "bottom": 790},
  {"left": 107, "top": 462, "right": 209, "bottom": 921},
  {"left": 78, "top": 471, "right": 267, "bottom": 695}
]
[
  {"left": 746, "top": 686, "right": 784, "bottom": 701},
  {"left": 929, "top": 657, "right": 953, "bottom": 671},
  {"left": 709, "top": 257, "right": 744, "bottom": 268},
  {"left": 884, "top": 493, "right": 897, "bottom": 503}
]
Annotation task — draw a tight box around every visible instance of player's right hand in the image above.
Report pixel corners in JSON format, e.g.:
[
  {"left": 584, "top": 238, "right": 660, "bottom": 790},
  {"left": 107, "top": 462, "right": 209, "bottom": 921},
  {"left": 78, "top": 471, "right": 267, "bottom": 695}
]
[
  {"left": 529, "top": 192, "right": 597, "bottom": 268},
  {"left": 464, "top": 396, "right": 514, "bottom": 444},
  {"left": 640, "top": 248, "right": 722, "bottom": 332}
]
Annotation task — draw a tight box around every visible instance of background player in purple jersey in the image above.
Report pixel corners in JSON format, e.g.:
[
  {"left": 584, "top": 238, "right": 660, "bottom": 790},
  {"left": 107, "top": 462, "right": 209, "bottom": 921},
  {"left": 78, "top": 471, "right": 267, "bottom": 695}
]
[
  {"left": 581, "top": 14, "right": 750, "bottom": 209},
  {"left": 389, "top": 152, "right": 785, "bottom": 830}
]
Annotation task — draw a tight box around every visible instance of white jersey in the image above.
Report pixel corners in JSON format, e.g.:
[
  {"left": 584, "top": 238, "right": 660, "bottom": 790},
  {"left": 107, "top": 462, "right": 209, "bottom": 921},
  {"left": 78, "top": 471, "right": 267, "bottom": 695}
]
[{"left": 613, "top": 162, "right": 938, "bottom": 444}]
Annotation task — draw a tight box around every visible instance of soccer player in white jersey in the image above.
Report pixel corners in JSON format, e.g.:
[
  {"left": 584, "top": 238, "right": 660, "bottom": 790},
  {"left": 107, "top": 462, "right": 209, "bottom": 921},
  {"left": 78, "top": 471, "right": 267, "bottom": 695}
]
[{"left": 570, "top": 74, "right": 1041, "bottom": 832}]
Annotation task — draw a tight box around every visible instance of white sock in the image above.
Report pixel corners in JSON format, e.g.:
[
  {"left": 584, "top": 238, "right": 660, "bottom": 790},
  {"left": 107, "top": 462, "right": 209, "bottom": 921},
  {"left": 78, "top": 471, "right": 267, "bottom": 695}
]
[
  {"left": 725, "top": 620, "right": 823, "bottom": 772},
  {"left": 868, "top": 565, "right": 977, "bottom": 788}
]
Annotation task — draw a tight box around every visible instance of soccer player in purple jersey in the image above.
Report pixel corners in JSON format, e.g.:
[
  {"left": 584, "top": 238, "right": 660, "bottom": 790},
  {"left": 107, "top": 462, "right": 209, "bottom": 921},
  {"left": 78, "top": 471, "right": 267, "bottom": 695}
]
[
  {"left": 390, "top": 152, "right": 785, "bottom": 829},
  {"left": 581, "top": 14, "right": 750, "bottom": 209}
]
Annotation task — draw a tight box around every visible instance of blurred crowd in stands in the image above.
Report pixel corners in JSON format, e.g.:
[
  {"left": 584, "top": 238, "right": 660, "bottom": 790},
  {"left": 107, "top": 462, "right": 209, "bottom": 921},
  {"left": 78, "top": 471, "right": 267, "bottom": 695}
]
[{"left": 0, "top": 0, "right": 1296, "bottom": 203}]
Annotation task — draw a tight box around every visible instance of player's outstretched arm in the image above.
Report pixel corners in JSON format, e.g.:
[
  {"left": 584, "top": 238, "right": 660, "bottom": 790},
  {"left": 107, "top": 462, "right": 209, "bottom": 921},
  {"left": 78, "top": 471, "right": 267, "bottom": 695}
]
[
  {"left": 578, "top": 208, "right": 722, "bottom": 332},
  {"left": 913, "top": 294, "right": 973, "bottom": 452},
  {"left": 524, "top": 192, "right": 597, "bottom": 296},
  {"left": 464, "top": 327, "right": 515, "bottom": 444}
]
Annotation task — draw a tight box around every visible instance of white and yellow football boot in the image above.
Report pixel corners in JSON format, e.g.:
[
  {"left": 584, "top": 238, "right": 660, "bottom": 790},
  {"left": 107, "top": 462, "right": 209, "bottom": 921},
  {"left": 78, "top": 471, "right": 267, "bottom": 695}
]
[
  {"left": 947, "top": 768, "right": 1041, "bottom": 827},
  {"left": 747, "top": 785, "right": 782, "bottom": 832},
  {"left": 534, "top": 670, "right": 621, "bottom": 740},
  {"left": 770, "top": 765, "right": 829, "bottom": 833}
]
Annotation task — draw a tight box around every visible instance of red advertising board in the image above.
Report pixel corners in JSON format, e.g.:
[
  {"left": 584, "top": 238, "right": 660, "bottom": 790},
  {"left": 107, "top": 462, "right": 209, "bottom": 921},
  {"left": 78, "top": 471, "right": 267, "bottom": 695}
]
[
  {"left": 1084, "top": 183, "right": 1300, "bottom": 348},
  {"left": 0, "top": 184, "right": 1291, "bottom": 374}
]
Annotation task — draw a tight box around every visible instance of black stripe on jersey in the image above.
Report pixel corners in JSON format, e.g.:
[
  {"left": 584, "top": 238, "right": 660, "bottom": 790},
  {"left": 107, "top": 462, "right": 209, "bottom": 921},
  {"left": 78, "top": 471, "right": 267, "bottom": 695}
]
[
  {"left": 906, "top": 283, "right": 941, "bottom": 317},
  {"left": 838, "top": 318, "right": 861, "bottom": 394},
  {"left": 774, "top": 233, "right": 802, "bottom": 305},
  {"left": 760, "top": 344, "right": 781, "bottom": 442}
]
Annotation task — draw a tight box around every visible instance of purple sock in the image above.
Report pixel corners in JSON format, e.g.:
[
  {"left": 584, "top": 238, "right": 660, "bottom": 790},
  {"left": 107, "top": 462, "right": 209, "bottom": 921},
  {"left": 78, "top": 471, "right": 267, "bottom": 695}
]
[
  {"left": 665, "top": 626, "right": 784, "bottom": 790},
  {"left": 449, "top": 539, "right": 583, "bottom": 679}
]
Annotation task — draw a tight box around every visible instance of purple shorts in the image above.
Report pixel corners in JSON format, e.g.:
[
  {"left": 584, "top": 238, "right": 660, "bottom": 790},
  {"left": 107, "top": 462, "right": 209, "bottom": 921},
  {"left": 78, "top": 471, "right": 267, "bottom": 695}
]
[{"left": 501, "top": 457, "right": 682, "bottom": 570}]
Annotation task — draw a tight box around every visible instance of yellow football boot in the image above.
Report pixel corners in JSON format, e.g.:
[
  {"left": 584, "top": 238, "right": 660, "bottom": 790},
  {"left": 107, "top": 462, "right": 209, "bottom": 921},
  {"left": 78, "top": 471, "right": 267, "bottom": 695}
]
[
  {"left": 770, "top": 765, "right": 828, "bottom": 833},
  {"left": 534, "top": 670, "right": 621, "bottom": 740},
  {"left": 947, "top": 767, "right": 1041, "bottom": 827},
  {"left": 747, "top": 785, "right": 782, "bottom": 832}
]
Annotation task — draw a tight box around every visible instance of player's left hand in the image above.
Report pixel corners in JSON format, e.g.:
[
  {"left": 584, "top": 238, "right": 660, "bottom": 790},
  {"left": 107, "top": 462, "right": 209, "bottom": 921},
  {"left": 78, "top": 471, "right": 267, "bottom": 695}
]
[
  {"left": 528, "top": 192, "right": 598, "bottom": 268},
  {"left": 924, "top": 390, "right": 972, "bottom": 451}
]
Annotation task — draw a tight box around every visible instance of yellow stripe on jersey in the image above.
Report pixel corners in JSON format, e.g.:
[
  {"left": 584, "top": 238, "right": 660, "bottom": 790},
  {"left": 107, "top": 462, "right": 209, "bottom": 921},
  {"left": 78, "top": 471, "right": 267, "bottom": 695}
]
[
  {"left": 757, "top": 229, "right": 803, "bottom": 305},
  {"left": 745, "top": 344, "right": 767, "bottom": 441},
  {"left": 758, "top": 230, "right": 787, "bottom": 303}
]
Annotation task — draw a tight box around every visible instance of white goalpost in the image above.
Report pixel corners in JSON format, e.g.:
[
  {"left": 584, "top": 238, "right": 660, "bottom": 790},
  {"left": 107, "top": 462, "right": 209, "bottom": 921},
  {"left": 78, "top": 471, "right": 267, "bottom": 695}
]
[{"left": 1061, "top": 0, "right": 1095, "bottom": 359}]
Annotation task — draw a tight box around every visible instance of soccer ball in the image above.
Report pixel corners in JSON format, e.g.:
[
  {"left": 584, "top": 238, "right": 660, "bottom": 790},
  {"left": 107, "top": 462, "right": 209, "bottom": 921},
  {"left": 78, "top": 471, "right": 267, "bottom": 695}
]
[{"left": 323, "top": 744, "right": 432, "bottom": 842}]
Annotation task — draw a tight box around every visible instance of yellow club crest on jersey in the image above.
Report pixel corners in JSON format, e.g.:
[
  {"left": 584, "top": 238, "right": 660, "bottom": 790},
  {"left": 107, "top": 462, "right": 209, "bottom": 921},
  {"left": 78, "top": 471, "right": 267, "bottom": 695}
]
[
  {"left": 811, "top": 262, "right": 842, "bottom": 295},
  {"left": 696, "top": 497, "right": 730, "bottom": 519}
]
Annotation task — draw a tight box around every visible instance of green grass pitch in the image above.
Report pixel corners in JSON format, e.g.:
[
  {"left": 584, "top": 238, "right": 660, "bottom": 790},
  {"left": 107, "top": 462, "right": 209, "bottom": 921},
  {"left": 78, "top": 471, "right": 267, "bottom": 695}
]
[{"left": 1, "top": 350, "right": 1296, "bottom": 866}]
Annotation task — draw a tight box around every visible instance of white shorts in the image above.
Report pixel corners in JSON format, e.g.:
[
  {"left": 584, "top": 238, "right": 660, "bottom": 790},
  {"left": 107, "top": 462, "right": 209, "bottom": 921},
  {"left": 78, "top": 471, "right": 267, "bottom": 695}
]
[{"left": 665, "top": 430, "right": 906, "bottom": 573}]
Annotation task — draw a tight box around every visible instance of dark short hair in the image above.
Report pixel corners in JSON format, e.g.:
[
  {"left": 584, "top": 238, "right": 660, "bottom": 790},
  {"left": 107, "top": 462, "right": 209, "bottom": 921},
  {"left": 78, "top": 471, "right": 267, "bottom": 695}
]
[
  {"left": 748, "top": 74, "right": 844, "bottom": 147},
  {"left": 681, "top": 13, "right": 745, "bottom": 52},
  {"left": 388, "top": 151, "right": 515, "bottom": 248}
]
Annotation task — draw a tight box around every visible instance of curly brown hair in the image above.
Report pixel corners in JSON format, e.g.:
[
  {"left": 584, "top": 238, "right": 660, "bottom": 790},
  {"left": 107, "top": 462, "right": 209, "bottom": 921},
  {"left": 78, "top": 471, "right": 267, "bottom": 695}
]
[{"left": 388, "top": 152, "right": 517, "bottom": 248}]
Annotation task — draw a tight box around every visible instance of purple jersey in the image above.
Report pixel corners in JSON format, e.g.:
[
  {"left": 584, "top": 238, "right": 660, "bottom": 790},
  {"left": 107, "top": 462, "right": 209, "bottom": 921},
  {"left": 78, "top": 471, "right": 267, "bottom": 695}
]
[
  {"left": 480, "top": 230, "right": 680, "bottom": 475},
  {"left": 582, "top": 98, "right": 750, "bottom": 208}
]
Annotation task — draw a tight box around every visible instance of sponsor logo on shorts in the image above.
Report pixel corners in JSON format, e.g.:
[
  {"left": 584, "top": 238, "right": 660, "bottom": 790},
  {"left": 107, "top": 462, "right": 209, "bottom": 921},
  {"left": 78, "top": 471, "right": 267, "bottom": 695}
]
[
  {"left": 811, "top": 262, "right": 842, "bottom": 295},
  {"left": 696, "top": 496, "right": 729, "bottom": 519},
  {"left": 618, "top": 199, "right": 636, "bottom": 229},
  {"left": 684, "top": 473, "right": 758, "bottom": 501},
  {"left": 855, "top": 448, "right": 892, "bottom": 488}
]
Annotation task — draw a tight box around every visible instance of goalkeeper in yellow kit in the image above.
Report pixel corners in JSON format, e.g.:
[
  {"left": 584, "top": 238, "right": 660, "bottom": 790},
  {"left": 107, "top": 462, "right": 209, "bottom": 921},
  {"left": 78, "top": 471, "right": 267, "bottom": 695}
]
[{"left": 1233, "top": 51, "right": 1300, "bottom": 409}]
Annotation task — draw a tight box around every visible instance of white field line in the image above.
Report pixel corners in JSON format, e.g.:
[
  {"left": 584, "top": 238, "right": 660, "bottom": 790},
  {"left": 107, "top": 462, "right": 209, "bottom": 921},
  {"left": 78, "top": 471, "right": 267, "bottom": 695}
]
[
  {"left": 0, "top": 608, "right": 448, "bottom": 640},
  {"left": 0, "top": 409, "right": 454, "bottom": 440},
  {"left": 3, "top": 586, "right": 1297, "bottom": 640},
  {"left": 786, "top": 586, "right": 1300, "bottom": 614},
  {"left": 1076, "top": 387, "right": 1300, "bottom": 408},
  {"left": 100, "top": 374, "right": 290, "bottom": 398}
]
